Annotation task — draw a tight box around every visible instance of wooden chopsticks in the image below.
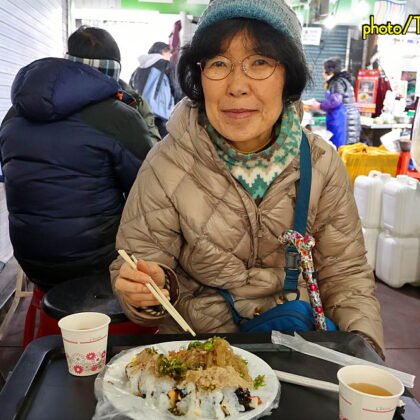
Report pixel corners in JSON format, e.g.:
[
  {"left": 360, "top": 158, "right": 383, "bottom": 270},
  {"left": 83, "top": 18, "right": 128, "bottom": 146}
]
[
  {"left": 118, "top": 250, "right": 196, "bottom": 337},
  {"left": 274, "top": 369, "right": 339, "bottom": 392}
]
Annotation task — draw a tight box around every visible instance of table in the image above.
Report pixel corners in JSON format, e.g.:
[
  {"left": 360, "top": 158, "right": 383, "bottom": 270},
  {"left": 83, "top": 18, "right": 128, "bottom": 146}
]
[
  {"left": 361, "top": 123, "right": 412, "bottom": 147},
  {"left": 0, "top": 332, "right": 418, "bottom": 420}
]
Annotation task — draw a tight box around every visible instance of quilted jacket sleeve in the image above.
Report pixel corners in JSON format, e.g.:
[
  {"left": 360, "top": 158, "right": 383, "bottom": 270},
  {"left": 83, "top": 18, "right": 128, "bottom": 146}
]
[
  {"left": 312, "top": 150, "right": 385, "bottom": 354},
  {"left": 110, "top": 154, "right": 182, "bottom": 326},
  {"left": 320, "top": 93, "right": 343, "bottom": 112}
]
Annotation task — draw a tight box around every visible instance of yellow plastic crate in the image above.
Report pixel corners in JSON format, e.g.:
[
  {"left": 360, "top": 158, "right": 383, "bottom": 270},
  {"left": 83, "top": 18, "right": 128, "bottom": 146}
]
[{"left": 338, "top": 143, "right": 399, "bottom": 185}]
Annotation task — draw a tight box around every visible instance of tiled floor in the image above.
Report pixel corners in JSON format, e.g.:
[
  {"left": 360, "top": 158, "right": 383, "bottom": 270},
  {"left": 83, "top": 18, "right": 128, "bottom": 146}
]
[
  {"left": 375, "top": 279, "right": 420, "bottom": 401},
  {"left": 0, "top": 261, "right": 419, "bottom": 401}
]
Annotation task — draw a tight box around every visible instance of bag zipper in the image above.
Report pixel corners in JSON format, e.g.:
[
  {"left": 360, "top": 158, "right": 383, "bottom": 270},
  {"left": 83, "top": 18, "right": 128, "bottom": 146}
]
[{"left": 245, "top": 309, "right": 314, "bottom": 330}]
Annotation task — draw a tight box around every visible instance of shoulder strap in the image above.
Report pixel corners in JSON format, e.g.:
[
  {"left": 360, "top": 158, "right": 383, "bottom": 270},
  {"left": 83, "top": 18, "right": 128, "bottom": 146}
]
[
  {"left": 282, "top": 132, "right": 311, "bottom": 298},
  {"left": 217, "top": 289, "right": 245, "bottom": 325},
  {"left": 294, "top": 133, "right": 311, "bottom": 234},
  {"left": 153, "top": 70, "right": 166, "bottom": 100}
]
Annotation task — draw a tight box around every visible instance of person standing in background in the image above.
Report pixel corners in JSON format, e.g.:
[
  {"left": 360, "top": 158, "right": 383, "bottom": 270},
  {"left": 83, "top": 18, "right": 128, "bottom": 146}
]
[
  {"left": 0, "top": 26, "right": 153, "bottom": 291},
  {"left": 130, "top": 42, "right": 183, "bottom": 138},
  {"left": 308, "top": 57, "right": 361, "bottom": 147}
]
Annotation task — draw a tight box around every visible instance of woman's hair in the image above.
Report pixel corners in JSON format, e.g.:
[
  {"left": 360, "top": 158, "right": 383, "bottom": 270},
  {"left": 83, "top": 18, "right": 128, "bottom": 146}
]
[
  {"left": 67, "top": 26, "right": 121, "bottom": 62},
  {"left": 323, "top": 57, "right": 342, "bottom": 76},
  {"left": 178, "top": 18, "right": 311, "bottom": 109}
]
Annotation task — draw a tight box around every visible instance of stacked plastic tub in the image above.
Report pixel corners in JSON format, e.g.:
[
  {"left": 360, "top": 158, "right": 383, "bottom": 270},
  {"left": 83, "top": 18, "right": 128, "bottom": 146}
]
[
  {"left": 354, "top": 171, "right": 391, "bottom": 269},
  {"left": 376, "top": 175, "right": 420, "bottom": 287},
  {"left": 354, "top": 171, "right": 420, "bottom": 287}
]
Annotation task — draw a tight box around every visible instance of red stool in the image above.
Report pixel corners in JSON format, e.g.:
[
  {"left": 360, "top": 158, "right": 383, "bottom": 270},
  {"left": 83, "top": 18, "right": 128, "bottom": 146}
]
[
  {"left": 23, "top": 276, "right": 158, "bottom": 349},
  {"left": 23, "top": 287, "right": 61, "bottom": 349},
  {"left": 396, "top": 152, "right": 420, "bottom": 179}
]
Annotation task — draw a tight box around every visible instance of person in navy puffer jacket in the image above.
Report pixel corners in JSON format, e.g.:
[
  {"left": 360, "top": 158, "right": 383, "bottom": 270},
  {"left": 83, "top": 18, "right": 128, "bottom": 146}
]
[{"left": 0, "top": 26, "right": 153, "bottom": 291}]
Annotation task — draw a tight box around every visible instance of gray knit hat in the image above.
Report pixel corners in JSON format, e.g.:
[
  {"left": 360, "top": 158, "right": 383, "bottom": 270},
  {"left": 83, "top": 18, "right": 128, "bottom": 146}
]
[{"left": 193, "top": 0, "right": 303, "bottom": 53}]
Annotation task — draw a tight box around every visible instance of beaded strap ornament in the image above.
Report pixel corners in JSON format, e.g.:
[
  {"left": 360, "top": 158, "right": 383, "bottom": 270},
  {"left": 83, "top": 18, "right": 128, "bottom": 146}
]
[{"left": 278, "top": 230, "right": 327, "bottom": 330}]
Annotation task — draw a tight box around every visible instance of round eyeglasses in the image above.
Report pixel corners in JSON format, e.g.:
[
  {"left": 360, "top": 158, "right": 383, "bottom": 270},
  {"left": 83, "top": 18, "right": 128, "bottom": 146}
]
[{"left": 197, "top": 54, "right": 279, "bottom": 81}]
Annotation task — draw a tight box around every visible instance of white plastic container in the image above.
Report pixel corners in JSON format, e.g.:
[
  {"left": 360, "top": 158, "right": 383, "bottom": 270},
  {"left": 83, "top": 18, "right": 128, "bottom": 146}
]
[
  {"left": 362, "top": 227, "right": 380, "bottom": 270},
  {"left": 354, "top": 170, "right": 391, "bottom": 228},
  {"left": 382, "top": 175, "right": 420, "bottom": 236},
  {"left": 375, "top": 232, "right": 420, "bottom": 288}
]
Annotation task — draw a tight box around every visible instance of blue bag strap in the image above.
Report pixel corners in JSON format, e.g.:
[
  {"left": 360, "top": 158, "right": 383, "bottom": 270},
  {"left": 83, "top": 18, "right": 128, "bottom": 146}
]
[
  {"left": 281, "top": 132, "right": 311, "bottom": 300},
  {"left": 217, "top": 289, "right": 246, "bottom": 325},
  {"left": 294, "top": 133, "right": 311, "bottom": 235}
]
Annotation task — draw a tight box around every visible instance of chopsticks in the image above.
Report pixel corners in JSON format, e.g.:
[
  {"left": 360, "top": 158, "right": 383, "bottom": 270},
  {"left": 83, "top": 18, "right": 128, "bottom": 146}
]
[
  {"left": 118, "top": 250, "right": 196, "bottom": 337},
  {"left": 274, "top": 369, "right": 339, "bottom": 392}
]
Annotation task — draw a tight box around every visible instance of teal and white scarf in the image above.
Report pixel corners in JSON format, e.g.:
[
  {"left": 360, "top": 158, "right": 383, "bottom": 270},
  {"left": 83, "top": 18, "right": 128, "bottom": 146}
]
[{"left": 203, "top": 104, "right": 302, "bottom": 201}]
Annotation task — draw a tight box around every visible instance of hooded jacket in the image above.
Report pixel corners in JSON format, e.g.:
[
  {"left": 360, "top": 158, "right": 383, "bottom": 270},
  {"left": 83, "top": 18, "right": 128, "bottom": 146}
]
[
  {"left": 130, "top": 53, "right": 183, "bottom": 105},
  {"left": 0, "top": 57, "right": 153, "bottom": 290},
  {"left": 111, "top": 99, "right": 384, "bottom": 354}
]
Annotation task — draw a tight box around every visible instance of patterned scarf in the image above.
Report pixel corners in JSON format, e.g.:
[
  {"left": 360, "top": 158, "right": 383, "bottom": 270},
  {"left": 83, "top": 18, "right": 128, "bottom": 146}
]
[
  {"left": 202, "top": 104, "right": 302, "bottom": 201},
  {"left": 65, "top": 53, "right": 121, "bottom": 80}
]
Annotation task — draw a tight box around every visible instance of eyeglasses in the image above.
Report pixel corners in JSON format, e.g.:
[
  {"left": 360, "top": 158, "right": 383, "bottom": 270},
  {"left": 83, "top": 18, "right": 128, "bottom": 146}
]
[{"left": 197, "top": 54, "right": 279, "bottom": 81}]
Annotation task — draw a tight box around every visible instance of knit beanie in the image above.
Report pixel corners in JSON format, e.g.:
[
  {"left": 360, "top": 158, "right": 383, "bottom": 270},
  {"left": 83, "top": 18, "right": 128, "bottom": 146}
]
[{"left": 193, "top": 0, "right": 303, "bottom": 53}]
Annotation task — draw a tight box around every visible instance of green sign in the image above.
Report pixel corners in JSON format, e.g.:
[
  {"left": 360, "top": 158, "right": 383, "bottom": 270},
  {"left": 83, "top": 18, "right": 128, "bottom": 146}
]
[
  {"left": 121, "top": 0, "right": 208, "bottom": 15},
  {"left": 321, "top": 0, "right": 375, "bottom": 26}
]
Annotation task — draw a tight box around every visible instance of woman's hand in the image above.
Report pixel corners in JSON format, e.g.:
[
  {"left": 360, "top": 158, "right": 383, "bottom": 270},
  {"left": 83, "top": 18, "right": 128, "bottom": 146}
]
[
  {"left": 115, "top": 259, "right": 169, "bottom": 307},
  {"left": 305, "top": 99, "right": 321, "bottom": 111}
]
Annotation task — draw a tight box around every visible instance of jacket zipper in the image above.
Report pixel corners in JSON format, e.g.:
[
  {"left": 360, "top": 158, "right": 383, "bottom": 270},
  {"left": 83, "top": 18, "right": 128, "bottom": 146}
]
[
  {"left": 214, "top": 163, "right": 264, "bottom": 267},
  {"left": 257, "top": 208, "right": 263, "bottom": 238},
  {"left": 248, "top": 199, "right": 262, "bottom": 266}
]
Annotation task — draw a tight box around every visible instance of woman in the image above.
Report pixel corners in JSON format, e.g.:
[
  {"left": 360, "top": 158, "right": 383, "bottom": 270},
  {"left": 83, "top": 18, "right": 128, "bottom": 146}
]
[
  {"left": 309, "top": 57, "right": 361, "bottom": 146},
  {"left": 111, "top": 0, "right": 384, "bottom": 356}
]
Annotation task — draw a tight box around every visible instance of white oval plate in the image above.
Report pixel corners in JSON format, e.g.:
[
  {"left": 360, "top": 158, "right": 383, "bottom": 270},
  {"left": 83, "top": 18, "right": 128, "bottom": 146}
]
[{"left": 100, "top": 340, "right": 280, "bottom": 420}]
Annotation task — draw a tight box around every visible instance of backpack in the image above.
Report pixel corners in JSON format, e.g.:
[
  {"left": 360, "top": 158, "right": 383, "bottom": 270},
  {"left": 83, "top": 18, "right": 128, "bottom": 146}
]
[{"left": 141, "top": 67, "right": 174, "bottom": 121}]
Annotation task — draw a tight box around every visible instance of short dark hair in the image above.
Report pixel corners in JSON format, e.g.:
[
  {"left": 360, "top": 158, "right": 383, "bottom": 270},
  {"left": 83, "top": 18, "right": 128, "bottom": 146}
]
[
  {"left": 178, "top": 18, "right": 311, "bottom": 110},
  {"left": 323, "top": 57, "right": 342, "bottom": 76},
  {"left": 148, "top": 42, "right": 170, "bottom": 55},
  {"left": 67, "top": 26, "right": 121, "bottom": 62}
]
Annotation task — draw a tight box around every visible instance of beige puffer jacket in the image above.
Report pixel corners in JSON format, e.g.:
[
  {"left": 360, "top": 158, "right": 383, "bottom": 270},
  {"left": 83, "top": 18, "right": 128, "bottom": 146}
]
[{"left": 111, "top": 99, "right": 384, "bottom": 354}]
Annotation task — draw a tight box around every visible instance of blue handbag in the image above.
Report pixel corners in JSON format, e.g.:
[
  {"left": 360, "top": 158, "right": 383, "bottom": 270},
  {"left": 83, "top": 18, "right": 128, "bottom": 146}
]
[{"left": 218, "top": 133, "right": 337, "bottom": 333}]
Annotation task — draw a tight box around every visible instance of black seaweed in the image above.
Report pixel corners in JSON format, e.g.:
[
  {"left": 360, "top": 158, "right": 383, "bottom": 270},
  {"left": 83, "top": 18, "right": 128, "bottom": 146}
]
[{"left": 234, "top": 387, "right": 253, "bottom": 411}]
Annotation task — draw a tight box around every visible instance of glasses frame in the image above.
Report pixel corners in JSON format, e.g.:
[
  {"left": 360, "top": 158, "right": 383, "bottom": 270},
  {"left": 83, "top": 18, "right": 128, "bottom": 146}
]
[{"left": 197, "top": 54, "right": 279, "bottom": 81}]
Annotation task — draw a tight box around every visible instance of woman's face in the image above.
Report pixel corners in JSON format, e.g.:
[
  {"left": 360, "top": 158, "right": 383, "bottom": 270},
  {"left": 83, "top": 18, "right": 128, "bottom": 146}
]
[{"left": 201, "top": 31, "right": 286, "bottom": 152}]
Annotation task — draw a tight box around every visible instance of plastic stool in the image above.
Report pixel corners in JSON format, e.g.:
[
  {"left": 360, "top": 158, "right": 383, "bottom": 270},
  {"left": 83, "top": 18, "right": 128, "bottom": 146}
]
[
  {"left": 396, "top": 152, "right": 420, "bottom": 179},
  {"left": 41, "top": 274, "right": 158, "bottom": 340},
  {"left": 23, "top": 287, "right": 61, "bottom": 349}
]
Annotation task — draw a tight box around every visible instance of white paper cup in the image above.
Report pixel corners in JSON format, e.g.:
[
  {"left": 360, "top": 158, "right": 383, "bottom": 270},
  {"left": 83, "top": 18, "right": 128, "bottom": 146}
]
[
  {"left": 337, "top": 365, "right": 404, "bottom": 420},
  {"left": 58, "top": 312, "right": 111, "bottom": 376}
]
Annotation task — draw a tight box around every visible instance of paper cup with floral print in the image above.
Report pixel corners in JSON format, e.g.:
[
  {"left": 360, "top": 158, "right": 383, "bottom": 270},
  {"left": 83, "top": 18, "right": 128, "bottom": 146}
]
[
  {"left": 337, "top": 365, "right": 404, "bottom": 420},
  {"left": 58, "top": 312, "right": 111, "bottom": 376}
]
